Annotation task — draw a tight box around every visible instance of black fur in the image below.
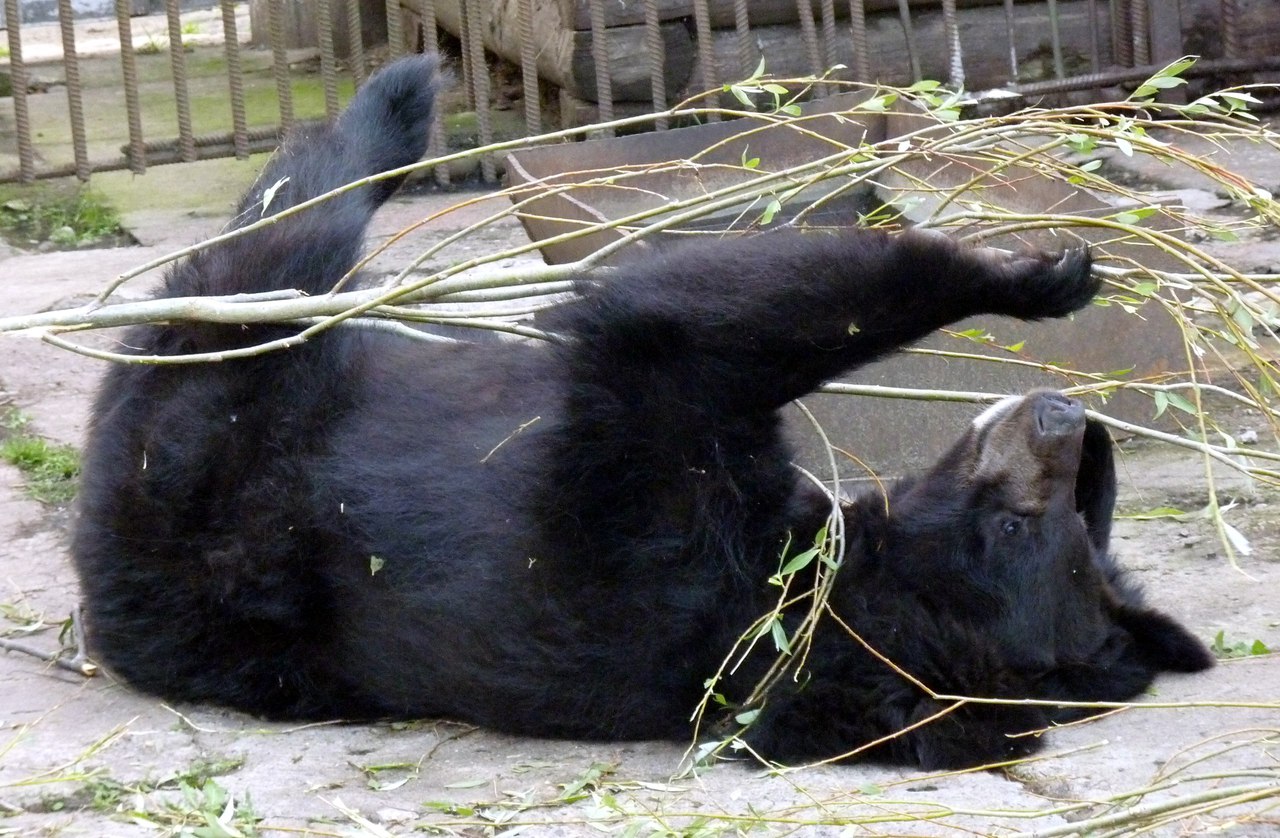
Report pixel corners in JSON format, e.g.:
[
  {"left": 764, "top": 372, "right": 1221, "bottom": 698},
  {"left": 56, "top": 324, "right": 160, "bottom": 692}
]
[{"left": 72, "top": 56, "right": 1213, "bottom": 769}]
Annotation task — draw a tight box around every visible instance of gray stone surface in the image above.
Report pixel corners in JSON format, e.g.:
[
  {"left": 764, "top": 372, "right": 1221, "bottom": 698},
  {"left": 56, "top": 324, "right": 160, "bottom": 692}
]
[{"left": 0, "top": 143, "right": 1278, "bottom": 834}]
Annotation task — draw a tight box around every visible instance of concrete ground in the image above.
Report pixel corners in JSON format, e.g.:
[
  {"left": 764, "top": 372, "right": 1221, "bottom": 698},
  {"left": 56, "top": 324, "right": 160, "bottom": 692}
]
[{"left": 0, "top": 139, "right": 1278, "bottom": 836}]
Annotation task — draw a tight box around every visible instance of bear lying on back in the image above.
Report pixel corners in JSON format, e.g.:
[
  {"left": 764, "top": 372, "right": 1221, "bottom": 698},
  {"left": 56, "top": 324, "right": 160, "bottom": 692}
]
[{"left": 72, "top": 55, "right": 1213, "bottom": 769}]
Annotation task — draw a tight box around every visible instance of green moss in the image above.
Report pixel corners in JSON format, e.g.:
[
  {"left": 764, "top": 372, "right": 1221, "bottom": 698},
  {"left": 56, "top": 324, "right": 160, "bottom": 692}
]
[
  {"left": 0, "top": 182, "right": 129, "bottom": 249},
  {"left": 0, "top": 409, "right": 80, "bottom": 506}
]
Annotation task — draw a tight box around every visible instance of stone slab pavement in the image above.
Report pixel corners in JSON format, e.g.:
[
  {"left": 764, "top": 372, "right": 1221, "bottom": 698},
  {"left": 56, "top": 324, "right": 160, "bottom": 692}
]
[{"left": 0, "top": 147, "right": 1277, "bottom": 836}]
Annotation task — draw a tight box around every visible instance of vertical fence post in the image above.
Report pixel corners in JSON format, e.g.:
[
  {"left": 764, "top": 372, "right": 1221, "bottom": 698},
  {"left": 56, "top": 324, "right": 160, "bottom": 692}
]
[
  {"left": 4, "top": 0, "right": 35, "bottom": 182},
  {"left": 1046, "top": 0, "right": 1065, "bottom": 78},
  {"left": 269, "top": 0, "right": 296, "bottom": 128},
  {"left": 941, "top": 0, "right": 964, "bottom": 88},
  {"left": 516, "top": 0, "right": 541, "bottom": 135},
  {"left": 1129, "top": 0, "right": 1150, "bottom": 66},
  {"left": 1086, "top": 0, "right": 1100, "bottom": 73},
  {"left": 691, "top": 0, "right": 719, "bottom": 119},
  {"left": 642, "top": 0, "right": 668, "bottom": 129},
  {"left": 386, "top": 0, "right": 405, "bottom": 57},
  {"left": 221, "top": 0, "right": 250, "bottom": 159},
  {"left": 463, "top": 0, "right": 496, "bottom": 180},
  {"left": 847, "top": 0, "right": 870, "bottom": 83},
  {"left": 733, "top": 0, "right": 753, "bottom": 77},
  {"left": 1113, "top": 0, "right": 1133, "bottom": 65},
  {"left": 894, "top": 0, "right": 921, "bottom": 82},
  {"left": 316, "top": 0, "right": 340, "bottom": 118},
  {"left": 417, "top": 0, "right": 450, "bottom": 184},
  {"left": 348, "top": 0, "right": 367, "bottom": 84},
  {"left": 1002, "top": 0, "right": 1018, "bottom": 83},
  {"left": 115, "top": 0, "right": 147, "bottom": 173},
  {"left": 1221, "top": 0, "right": 1242, "bottom": 58},
  {"left": 794, "top": 0, "right": 824, "bottom": 81},
  {"left": 587, "top": 0, "right": 615, "bottom": 134},
  {"left": 56, "top": 0, "right": 91, "bottom": 179},
  {"left": 818, "top": 0, "right": 838, "bottom": 84},
  {"left": 164, "top": 0, "right": 197, "bottom": 162}
]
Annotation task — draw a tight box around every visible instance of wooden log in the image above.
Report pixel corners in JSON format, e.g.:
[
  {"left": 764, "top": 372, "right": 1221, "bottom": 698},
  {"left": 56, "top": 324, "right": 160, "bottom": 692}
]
[
  {"left": 432, "top": 0, "right": 695, "bottom": 101},
  {"left": 698, "top": 0, "right": 1109, "bottom": 92},
  {"left": 558, "top": 0, "right": 1072, "bottom": 34},
  {"left": 249, "top": 0, "right": 386, "bottom": 55}
]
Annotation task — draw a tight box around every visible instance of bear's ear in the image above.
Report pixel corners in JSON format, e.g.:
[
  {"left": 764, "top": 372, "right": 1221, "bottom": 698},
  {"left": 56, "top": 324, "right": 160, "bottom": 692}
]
[
  {"left": 1115, "top": 605, "right": 1216, "bottom": 673},
  {"left": 1075, "top": 419, "right": 1116, "bottom": 554}
]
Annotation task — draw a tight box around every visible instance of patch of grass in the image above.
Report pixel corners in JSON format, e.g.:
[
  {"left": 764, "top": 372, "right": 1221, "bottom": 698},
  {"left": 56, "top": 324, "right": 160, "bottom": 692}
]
[
  {"left": 0, "top": 409, "right": 80, "bottom": 506},
  {"left": 0, "top": 183, "right": 129, "bottom": 250}
]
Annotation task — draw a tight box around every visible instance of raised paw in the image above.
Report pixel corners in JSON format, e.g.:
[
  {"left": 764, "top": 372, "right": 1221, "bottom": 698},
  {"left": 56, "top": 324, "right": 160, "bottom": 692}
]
[{"left": 979, "top": 245, "right": 1099, "bottom": 321}]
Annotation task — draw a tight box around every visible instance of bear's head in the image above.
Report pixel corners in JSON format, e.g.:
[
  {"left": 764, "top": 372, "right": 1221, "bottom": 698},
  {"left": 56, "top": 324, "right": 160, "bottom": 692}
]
[{"left": 842, "top": 390, "right": 1213, "bottom": 688}]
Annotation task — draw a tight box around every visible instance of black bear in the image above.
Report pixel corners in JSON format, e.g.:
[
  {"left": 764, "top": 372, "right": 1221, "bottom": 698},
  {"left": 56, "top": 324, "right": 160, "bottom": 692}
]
[{"left": 71, "top": 55, "right": 1213, "bottom": 770}]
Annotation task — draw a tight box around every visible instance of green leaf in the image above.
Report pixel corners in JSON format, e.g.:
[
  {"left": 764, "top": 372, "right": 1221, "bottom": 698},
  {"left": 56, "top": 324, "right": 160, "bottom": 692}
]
[
  {"left": 861, "top": 93, "right": 899, "bottom": 112},
  {"left": 1066, "top": 133, "right": 1096, "bottom": 154},
  {"left": 370, "top": 555, "right": 385, "bottom": 576},
  {"left": 734, "top": 708, "right": 760, "bottom": 725},
  {"left": 1164, "top": 391, "right": 1198, "bottom": 415},
  {"left": 1158, "top": 56, "right": 1197, "bottom": 78},
  {"left": 1219, "top": 91, "right": 1261, "bottom": 110},
  {"left": 769, "top": 619, "right": 791, "bottom": 654},
  {"left": 1153, "top": 390, "right": 1169, "bottom": 418},
  {"left": 1113, "top": 206, "right": 1157, "bottom": 226},
  {"left": 779, "top": 547, "right": 820, "bottom": 576},
  {"left": 1250, "top": 639, "right": 1271, "bottom": 655},
  {"left": 1231, "top": 303, "right": 1256, "bottom": 333},
  {"left": 760, "top": 198, "right": 782, "bottom": 225},
  {"left": 955, "top": 328, "right": 994, "bottom": 342},
  {"left": 779, "top": 103, "right": 802, "bottom": 116},
  {"left": 1079, "top": 159, "right": 1103, "bottom": 172}
]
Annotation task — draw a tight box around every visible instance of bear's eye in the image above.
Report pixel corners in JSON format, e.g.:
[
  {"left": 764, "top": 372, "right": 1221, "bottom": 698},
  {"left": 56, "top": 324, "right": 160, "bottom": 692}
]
[{"left": 1000, "top": 518, "right": 1022, "bottom": 537}]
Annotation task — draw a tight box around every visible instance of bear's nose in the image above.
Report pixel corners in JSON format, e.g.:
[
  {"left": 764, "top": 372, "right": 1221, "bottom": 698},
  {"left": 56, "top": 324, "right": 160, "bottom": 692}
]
[{"left": 1034, "top": 392, "right": 1085, "bottom": 437}]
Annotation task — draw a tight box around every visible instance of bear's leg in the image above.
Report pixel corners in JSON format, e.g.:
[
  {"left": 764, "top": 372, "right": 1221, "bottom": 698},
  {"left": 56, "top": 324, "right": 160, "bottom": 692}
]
[{"left": 554, "top": 228, "right": 1096, "bottom": 415}]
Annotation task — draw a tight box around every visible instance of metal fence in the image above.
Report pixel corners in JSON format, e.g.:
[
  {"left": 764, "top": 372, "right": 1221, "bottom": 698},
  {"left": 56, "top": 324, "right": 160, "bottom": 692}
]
[{"left": 0, "top": 0, "right": 1276, "bottom": 184}]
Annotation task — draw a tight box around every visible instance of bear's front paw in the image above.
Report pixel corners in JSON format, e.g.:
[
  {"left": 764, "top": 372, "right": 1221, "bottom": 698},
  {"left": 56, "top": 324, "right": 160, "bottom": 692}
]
[{"left": 983, "top": 245, "right": 1099, "bottom": 321}]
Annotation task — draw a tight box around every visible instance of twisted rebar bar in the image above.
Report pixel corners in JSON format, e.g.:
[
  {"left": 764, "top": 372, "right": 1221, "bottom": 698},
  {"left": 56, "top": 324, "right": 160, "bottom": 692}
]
[{"left": 115, "top": 0, "right": 147, "bottom": 173}]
